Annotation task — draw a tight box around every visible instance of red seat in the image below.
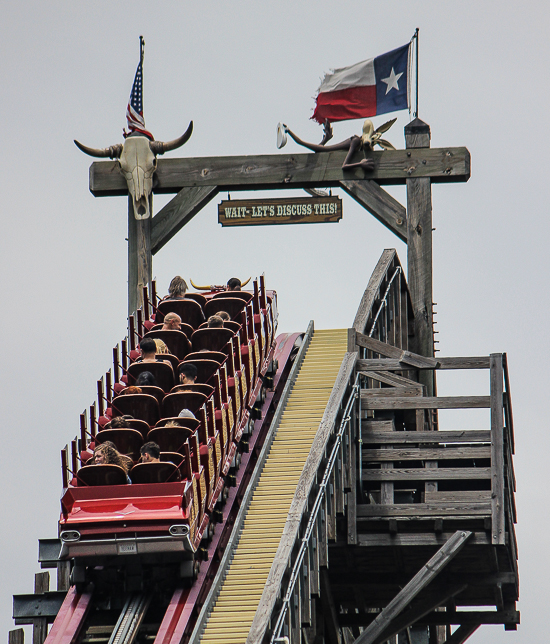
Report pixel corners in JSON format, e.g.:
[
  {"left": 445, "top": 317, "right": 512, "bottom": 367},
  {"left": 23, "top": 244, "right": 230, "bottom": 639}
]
[
  {"left": 184, "top": 293, "right": 208, "bottom": 307},
  {"left": 127, "top": 361, "right": 175, "bottom": 392},
  {"left": 95, "top": 428, "right": 144, "bottom": 462},
  {"left": 111, "top": 394, "right": 160, "bottom": 427},
  {"left": 77, "top": 464, "right": 128, "bottom": 487},
  {"left": 154, "top": 417, "right": 201, "bottom": 432},
  {"left": 147, "top": 426, "right": 194, "bottom": 454},
  {"left": 162, "top": 392, "right": 209, "bottom": 418},
  {"left": 129, "top": 462, "right": 181, "bottom": 484},
  {"left": 212, "top": 291, "right": 253, "bottom": 303},
  {"left": 204, "top": 297, "right": 248, "bottom": 320},
  {"left": 191, "top": 328, "right": 235, "bottom": 354},
  {"left": 170, "top": 383, "right": 215, "bottom": 397},
  {"left": 150, "top": 322, "right": 195, "bottom": 340},
  {"left": 179, "top": 359, "right": 221, "bottom": 384},
  {"left": 184, "top": 350, "right": 226, "bottom": 364},
  {"left": 125, "top": 419, "right": 150, "bottom": 440},
  {"left": 135, "top": 386, "right": 165, "bottom": 404},
  {"left": 144, "top": 330, "right": 191, "bottom": 360},
  {"left": 157, "top": 299, "right": 205, "bottom": 329}
]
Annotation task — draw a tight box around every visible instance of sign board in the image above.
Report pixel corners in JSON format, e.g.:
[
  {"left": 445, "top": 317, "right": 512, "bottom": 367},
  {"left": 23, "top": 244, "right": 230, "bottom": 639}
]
[{"left": 218, "top": 196, "right": 342, "bottom": 227}]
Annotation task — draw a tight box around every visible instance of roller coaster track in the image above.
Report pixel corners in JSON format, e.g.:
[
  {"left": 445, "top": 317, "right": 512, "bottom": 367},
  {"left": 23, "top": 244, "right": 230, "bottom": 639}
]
[{"left": 194, "top": 328, "right": 348, "bottom": 644}]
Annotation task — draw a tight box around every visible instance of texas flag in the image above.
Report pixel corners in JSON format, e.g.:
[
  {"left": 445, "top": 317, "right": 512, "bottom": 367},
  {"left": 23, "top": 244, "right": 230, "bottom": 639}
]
[{"left": 312, "top": 44, "right": 410, "bottom": 124}]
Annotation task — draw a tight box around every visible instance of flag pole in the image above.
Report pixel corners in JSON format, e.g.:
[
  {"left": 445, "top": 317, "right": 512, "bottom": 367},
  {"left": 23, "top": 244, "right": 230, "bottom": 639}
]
[
  {"left": 140, "top": 35, "right": 145, "bottom": 65},
  {"left": 414, "top": 28, "right": 419, "bottom": 118}
]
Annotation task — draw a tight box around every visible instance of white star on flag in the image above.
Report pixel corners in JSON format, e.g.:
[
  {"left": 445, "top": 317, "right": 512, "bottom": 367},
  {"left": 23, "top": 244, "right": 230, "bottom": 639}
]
[{"left": 381, "top": 67, "right": 403, "bottom": 95}]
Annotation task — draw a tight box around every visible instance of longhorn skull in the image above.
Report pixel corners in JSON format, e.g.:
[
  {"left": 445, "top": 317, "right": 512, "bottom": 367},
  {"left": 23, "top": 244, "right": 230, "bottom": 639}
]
[{"left": 74, "top": 122, "right": 193, "bottom": 220}]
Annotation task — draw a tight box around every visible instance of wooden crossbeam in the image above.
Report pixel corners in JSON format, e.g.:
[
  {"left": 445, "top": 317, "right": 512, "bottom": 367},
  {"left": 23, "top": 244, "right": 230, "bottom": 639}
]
[
  {"left": 361, "top": 430, "right": 491, "bottom": 444},
  {"left": 352, "top": 530, "right": 472, "bottom": 644},
  {"left": 89, "top": 147, "right": 471, "bottom": 196},
  {"left": 355, "top": 333, "right": 440, "bottom": 368},
  {"left": 357, "top": 356, "right": 490, "bottom": 371},
  {"left": 442, "top": 625, "right": 480, "bottom": 644},
  {"left": 361, "top": 395, "right": 491, "bottom": 410}
]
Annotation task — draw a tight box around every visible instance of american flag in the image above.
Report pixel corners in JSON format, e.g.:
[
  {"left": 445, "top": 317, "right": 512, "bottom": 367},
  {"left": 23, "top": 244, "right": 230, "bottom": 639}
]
[{"left": 125, "top": 39, "right": 153, "bottom": 139}]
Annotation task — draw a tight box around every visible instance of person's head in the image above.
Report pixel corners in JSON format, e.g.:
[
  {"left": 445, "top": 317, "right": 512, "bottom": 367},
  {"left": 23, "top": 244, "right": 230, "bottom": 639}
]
[
  {"left": 140, "top": 441, "right": 161, "bottom": 463},
  {"left": 154, "top": 338, "right": 169, "bottom": 354},
  {"left": 139, "top": 337, "right": 157, "bottom": 357},
  {"left": 216, "top": 310, "right": 230, "bottom": 321},
  {"left": 162, "top": 312, "right": 182, "bottom": 331},
  {"left": 207, "top": 315, "right": 224, "bottom": 328},
  {"left": 124, "top": 386, "right": 142, "bottom": 395},
  {"left": 178, "top": 363, "right": 198, "bottom": 385},
  {"left": 164, "top": 420, "right": 184, "bottom": 428},
  {"left": 93, "top": 444, "right": 129, "bottom": 472},
  {"left": 135, "top": 371, "right": 157, "bottom": 387},
  {"left": 227, "top": 278, "right": 241, "bottom": 291},
  {"left": 106, "top": 417, "right": 130, "bottom": 429},
  {"left": 168, "top": 276, "right": 188, "bottom": 298},
  {"left": 178, "top": 408, "right": 196, "bottom": 419}
]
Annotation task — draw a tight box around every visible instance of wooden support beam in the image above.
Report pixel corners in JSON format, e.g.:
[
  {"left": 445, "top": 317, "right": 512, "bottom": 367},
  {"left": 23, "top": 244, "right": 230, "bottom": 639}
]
[
  {"left": 442, "top": 625, "right": 480, "bottom": 644},
  {"left": 362, "top": 430, "right": 490, "bottom": 444},
  {"left": 89, "top": 147, "right": 471, "bottom": 196},
  {"left": 128, "top": 195, "right": 152, "bottom": 316},
  {"left": 357, "top": 532, "right": 490, "bottom": 547},
  {"left": 356, "top": 333, "right": 440, "bottom": 368},
  {"left": 405, "top": 119, "right": 435, "bottom": 398},
  {"left": 356, "top": 356, "right": 490, "bottom": 371},
  {"left": 339, "top": 180, "right": 407, "bottom": 242},
  {"left": 362, "top": 468, "right": 490, "bottom": 482},
  {"left": 362, "top": 446, "right": 491, "bottom": 461},
  {"left": 361, "top": 395, "right": 490, "bottom": 410},
  {"left": 320, "top": 569, "right": 342, "bottom": 644},
  {"left": 32, "top": 573, "right": 50, "bottom": 644},
  {"left": 151, "top": 185, "right": 219, "bottom": 254},
  {"left": 9, "top": 629, "right": 24, "bottom": 644},
  {"left": 352, "top": 531, "right": 472, "bottom": 644},
  {"left": 490, "top": 354, "right": 505, "bottom": 546}
]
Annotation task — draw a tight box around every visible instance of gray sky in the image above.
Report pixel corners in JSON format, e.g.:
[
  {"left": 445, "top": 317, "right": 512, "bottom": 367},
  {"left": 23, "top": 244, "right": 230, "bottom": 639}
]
[{"left": 1, "top": 2, "right": 548, "bottom": 642}]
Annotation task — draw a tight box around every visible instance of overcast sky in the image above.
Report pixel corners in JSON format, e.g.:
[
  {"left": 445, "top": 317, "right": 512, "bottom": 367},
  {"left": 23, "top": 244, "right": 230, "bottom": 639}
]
[{"left": 1, "top": 2, "right": 548, "bottom": 642}]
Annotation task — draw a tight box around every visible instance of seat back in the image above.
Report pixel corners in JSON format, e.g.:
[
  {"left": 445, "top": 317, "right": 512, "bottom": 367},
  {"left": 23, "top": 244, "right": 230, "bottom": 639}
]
[
  {"left": 185, "top": 293, "right": 208, "bottom": 307},
  {"left": 147, "top": 426, "right": 194, "bottom": 454},
  {"left": 179, "top": 359, "right": 221, "bottom": 384},
  {"left": 95, "top": 428, "right": 144, "bottom": 461},
  {"left": 157, "top": 299, "right": 205, "bottom": 329},
  {"left": 204, "top": 297, "right": 248, "bottom": 320},
  {"left": 184, "top": 350, "right": 226, "bottom": 364},
  {"left": 162, "top": 391, "right": 208, "bottom": 418},
  {"left": 136, "top": 386, "right": 165, "bottom": 404},
  {"left": 212, "top": 291, "right": 253, "bottom": 303},
  {"left": 127, "top": 361, "right": 175, "bottom": 392},
  {"left": 111, "top": 394, "right": 160, "bottom": 427},
  {"left": 170, "top": 383, "right": 215, "bottom": 397},
  {"left": 144, "top": 330, "right": 191, "bottom": 360},
  {"left": 154, "top": 417, "right": 201, "bottom": 432},
  {"left": 130, "top": 462, "right": 181, "bottom": 484},
  {"left": 191, "top": 328, "right": 235, "bottom": 353},
  {"left": 77, "top": 464, "right": 128, "bottom": 487},
  {"left": 151, "top": 322, "right": 195, "bottom": 339},
  {"left": 125, "top": 419, "right": 150, "bottom": 439}
]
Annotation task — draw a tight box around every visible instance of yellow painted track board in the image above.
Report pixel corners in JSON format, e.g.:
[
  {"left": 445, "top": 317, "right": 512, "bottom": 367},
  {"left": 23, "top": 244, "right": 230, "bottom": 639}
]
[{"left": 200, "top": 329, "right": 347, "bottom": 643}]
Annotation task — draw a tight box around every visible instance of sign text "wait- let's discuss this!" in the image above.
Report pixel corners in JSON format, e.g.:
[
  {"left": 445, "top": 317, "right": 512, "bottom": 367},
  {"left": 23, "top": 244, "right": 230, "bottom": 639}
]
[{"left": 218, "top": 196, "right": 342, "bottom": 227}]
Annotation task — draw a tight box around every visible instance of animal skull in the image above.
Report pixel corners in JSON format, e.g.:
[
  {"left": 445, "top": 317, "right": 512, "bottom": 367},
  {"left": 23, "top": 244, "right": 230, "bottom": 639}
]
[{"left": 74, "top": 122, "right": 193, "bottom": 220}]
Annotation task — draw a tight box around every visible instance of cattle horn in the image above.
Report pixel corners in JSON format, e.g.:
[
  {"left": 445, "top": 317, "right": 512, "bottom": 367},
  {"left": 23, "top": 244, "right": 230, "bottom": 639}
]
[
  {"left": 190, "top": 279, "right": 215, "bottom": 291},
  {"left": 150, "top": 121, "right": 193, "bottom": 155},
  {"left": 74, "top": 140, "right": 123, "bottom": 159},
  {"left": 241, "top": 277, "right": 251, "bottom": 287}
]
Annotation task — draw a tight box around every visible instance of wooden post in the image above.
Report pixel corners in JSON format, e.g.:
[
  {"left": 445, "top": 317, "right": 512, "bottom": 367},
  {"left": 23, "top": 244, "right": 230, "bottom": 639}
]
[
  {"left": 9, "top": 630, "right": 24, "bottom": 644},
  {"left": 33, "top": 572, "right": 49, "bottom": 644},
  {"left": 128, "top": 195, "right": 152, "bottom": 316},
  {"left": 405, "top": 118, "right": 434, "bottom": 396}
]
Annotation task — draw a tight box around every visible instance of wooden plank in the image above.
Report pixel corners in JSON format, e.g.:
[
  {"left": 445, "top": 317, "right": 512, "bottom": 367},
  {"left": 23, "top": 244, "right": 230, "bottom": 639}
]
[
  {"left": 356, "top": 502, "right": 491, "bottom": 517},
  {"left": 419, "top": 610, "right": 519, "bottom": 626},
  {"left": 151, "top": 185, "right": 218, "bottom": 254},
  {"left": 353, "top": 250, "right": 396, "bottom": 334},
  {"left": 362, "top": 430, "right": 490, "bottom": 444},
  {"left": 32, "top": 573, "right": 50, "bottom": 644},
  {"left": 339, "top": 179, "right": 407, "bottom": 242},
  {"left": 425, "top": 490, "right": 491, "bottom": 503},
  {"left": 320, "top": 570, "right": 342, "bottom": 644},
  {"left": 362, "top": 420, "right": 396, "bottom": 433},
  {"left": 357, "top": 532, "right": 490, "bottom": 547},
  {"left": 127, "top": 195, "right": 152, "bottom": 315},
  {"left": 367, "top": 371, "right": 423, "bottom": 389},
  {"left": 361, "top": 395, "right": 490, "bottom": 410},
  {"left": 9, "top": 630, "right": 24, "bottom": 644},
  {"left": 362, "top": 468, "right": 491, "bottom": 481},
  {"left": 89, "top": 147, "right": 472, "bottom": 196},
  {"left": 353, "top": 530, "right": 472, "bottom": 644},
  {"left": 356, "top": 356, "right": 490, "bottom": 371},
  {"left": 490, "top": 354, "right": 505, "bottom": 546},
  {"left": 355, "top": 334, "right": 439, "bottom": 368},
  {"left": 360, "top": 386, "right": 425, "bottom": 398},
  {"left": 362, "top": 446, "right": 491, "bottom": 461}
]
